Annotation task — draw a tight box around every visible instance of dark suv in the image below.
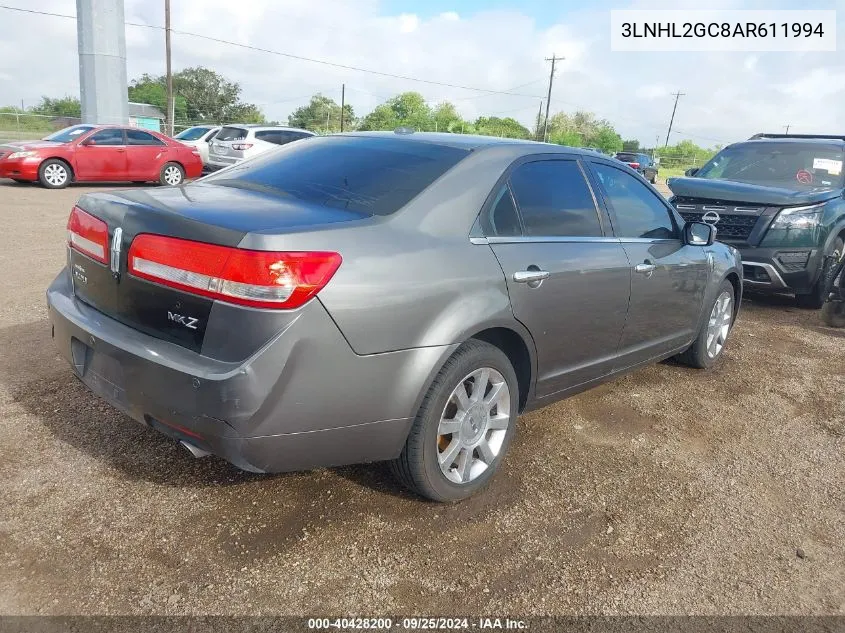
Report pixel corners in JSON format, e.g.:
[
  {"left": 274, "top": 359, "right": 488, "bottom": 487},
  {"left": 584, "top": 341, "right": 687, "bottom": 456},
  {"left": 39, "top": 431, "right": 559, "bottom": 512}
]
[
  {"left": 667, "top": 134, "right": 845, "bottom": 308},
  {"left": 614, "top": 152, "right": 658, "bottom": 183}
]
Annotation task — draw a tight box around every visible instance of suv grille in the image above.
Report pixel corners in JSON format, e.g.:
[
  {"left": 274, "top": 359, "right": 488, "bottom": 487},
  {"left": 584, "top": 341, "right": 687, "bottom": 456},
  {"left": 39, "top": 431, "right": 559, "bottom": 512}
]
[{"left": 675, "top": 202, "right": 765, "bottom": 242}]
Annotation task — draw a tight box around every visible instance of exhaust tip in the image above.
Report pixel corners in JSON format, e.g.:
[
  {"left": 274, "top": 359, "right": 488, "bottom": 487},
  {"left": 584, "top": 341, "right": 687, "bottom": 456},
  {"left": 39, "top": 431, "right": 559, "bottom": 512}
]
[{"left": 180, "top": 440, "right": 211, "bottom": 459}]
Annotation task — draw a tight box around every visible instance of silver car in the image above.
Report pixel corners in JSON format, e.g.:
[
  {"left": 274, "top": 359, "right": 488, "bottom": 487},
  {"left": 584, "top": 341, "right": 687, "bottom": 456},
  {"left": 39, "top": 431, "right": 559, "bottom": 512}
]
[
  {"left": 206, "top": 124, "right": 315, "bottom": 170},
  {"left": 48, "top": 132, "right": 742, "bottom": 501},
  {"left": 173, "top": 125, "right": 221, "bottom": 166}
]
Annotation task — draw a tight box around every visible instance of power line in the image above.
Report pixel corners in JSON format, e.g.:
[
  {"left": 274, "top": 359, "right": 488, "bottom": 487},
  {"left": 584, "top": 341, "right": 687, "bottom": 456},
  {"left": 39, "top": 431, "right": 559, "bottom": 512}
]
[{"left": 0, "top": 4, "right": 544, "bottom": 99}]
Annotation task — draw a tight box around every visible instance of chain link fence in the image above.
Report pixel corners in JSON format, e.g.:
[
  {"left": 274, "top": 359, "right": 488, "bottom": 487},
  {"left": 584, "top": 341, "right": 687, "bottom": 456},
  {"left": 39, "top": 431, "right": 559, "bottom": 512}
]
[{"left": 0, "top": 112, "right": 83, "bottom": 142}]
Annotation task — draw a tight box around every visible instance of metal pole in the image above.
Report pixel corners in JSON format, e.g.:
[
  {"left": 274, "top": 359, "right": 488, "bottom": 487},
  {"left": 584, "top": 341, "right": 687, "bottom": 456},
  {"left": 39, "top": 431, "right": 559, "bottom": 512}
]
[
  {"left": 340, "top": 83, "right": 345, "bottom": 132},
  {"left": 77, "top": 0, "right": 128, "bottom": 124},
  {"left": 165, "top": 0, "right": 174, "bottom": 136}
]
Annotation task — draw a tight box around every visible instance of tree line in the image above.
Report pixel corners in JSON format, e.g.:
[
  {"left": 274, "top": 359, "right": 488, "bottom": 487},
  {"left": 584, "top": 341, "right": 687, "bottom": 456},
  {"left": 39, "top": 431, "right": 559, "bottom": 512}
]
[{"left": 1, "top": 65, "right": 718, "bottom": 159}]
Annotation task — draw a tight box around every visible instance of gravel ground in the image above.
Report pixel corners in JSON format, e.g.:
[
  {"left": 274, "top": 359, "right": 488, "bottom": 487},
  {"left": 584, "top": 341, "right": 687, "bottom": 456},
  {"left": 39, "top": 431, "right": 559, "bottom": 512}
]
[{"left": 0, "top": 179, "right": 842, "bottom": 616}]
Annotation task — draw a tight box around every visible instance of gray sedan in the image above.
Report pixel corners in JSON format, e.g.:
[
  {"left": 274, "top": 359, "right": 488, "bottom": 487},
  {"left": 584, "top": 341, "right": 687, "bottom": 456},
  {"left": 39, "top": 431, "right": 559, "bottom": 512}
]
[{"left": 48, "top": 131, "right": 742, "bottom": 501}]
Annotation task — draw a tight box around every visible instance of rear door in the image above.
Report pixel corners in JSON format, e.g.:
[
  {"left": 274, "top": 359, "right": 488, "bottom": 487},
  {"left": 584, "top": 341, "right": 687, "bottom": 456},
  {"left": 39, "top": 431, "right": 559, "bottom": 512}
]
[
  {"left": 125, "top": 129, "right": 169, "bottom": 180},
  {"left": 74, "top": 128, "right": 127, "bottom": 181},
  {"left": 485, "top": 157, "right": 632, "bottom": 397},
  {"left": 587, "top": 160, "right": 708, "bottom": 366}
]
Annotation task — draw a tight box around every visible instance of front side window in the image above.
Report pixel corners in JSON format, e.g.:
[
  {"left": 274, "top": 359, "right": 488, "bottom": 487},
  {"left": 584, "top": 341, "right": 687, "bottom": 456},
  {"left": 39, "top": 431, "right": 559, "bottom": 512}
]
[
  {"left": 591, "top": 162, "right": 676, "bottom": 239},
  {"left": 126, "top": 129, "right": 165, "bottom": 146},
  {"left": 695, "top": 142, "right": 845, "bottom": 190},
  {"left": 508, "top": 160, "right": 603, "bottom": 237},
  {"left": 87, "top": 129, "right": 125, "bottom": 146}
]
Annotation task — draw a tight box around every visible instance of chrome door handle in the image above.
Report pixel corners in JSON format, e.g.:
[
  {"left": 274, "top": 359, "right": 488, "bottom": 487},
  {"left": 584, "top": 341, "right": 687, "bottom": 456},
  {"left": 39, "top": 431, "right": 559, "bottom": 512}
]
[
  {"left": 634, "top": 263, "right": 656, "bottom": 276},
  {"left": 513, "top": 270, "right": 550, "bottom": 284}
]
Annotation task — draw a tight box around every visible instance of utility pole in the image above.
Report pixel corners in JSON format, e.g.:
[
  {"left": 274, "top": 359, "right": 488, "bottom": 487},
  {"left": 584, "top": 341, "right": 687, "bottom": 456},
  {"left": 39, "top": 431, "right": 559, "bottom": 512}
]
[
  {"left": 340, "top": 83, "right": 345, "bottom": 132},
  {"left": 784, "top": 124, "right": 791, "bottom": 134},
  {"left": 543, "top": 54, "right": 564, "bottom": 142},
  {"left": 535, "top": 100, "right": 544, "bottom": 141},
  {"left": 165, "top": 0, "right": 174, "bottom": 136},
  {"left": 664, "top": 90, "right": 685, "bottom": 147}
]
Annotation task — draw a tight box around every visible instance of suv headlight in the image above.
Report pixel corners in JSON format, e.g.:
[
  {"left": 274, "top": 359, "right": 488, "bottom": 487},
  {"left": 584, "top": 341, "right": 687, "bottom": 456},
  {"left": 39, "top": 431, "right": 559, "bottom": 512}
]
[
  {"left": 770, "top": 203, "right": 825, "bottom": 229},
  {"left": 7, "top": 150, "right": 36, "bottom": 159}
]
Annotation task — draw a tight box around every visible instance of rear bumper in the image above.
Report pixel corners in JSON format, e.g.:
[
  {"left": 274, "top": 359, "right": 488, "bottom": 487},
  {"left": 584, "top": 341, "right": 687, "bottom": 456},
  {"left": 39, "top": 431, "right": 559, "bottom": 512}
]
[
  {"left": 736, "top": 245, "right": 822, "bottom": 293},
  {"left": 47, "top": 268, "right": 452, "bottom": 473},
  {"left": 206, "top": 155, "right": 240, "bottom": 170}
]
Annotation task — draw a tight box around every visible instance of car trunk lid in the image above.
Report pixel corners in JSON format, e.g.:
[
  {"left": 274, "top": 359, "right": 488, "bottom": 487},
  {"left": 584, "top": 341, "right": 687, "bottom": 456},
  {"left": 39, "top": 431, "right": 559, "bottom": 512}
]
[{"left": 68, "top": 185, "right": 368, "bottom": 355}]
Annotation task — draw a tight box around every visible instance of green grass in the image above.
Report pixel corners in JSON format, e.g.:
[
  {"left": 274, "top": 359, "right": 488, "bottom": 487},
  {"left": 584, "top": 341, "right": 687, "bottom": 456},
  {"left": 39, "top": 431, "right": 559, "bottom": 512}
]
[{"left": 659, "top": 166, "right": 689, "bottom": 180}]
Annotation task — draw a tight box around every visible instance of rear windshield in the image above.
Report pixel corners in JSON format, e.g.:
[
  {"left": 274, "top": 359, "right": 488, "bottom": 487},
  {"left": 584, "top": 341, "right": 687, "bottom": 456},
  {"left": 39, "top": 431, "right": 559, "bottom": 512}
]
[
  {"left": 615, "top": 153, "right": 640, "bottom": 162},
  {"left": 175, "top": 126, "right": 212, "bottom": 141},
  {"left": 203, "top": 136, "right": 470, "bottom": 216},
  {"left": 696, "top": 142, "right": 845, "bottom": 190},
  {"left": 43, "top": 125, "right": 96, "bottom": 143},
  {"left": 215, "top": 126, "right": 249, "bottom": 141}
]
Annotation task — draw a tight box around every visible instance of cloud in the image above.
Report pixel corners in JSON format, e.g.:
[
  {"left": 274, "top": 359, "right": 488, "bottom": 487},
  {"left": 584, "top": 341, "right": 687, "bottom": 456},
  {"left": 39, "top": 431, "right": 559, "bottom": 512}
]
[{"left": 0, "top": 0, "right": 843, "bottom": 147}]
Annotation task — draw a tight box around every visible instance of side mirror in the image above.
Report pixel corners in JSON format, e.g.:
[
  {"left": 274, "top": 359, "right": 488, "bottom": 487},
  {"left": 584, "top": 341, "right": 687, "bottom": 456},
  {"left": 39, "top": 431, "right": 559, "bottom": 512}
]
[
  {"left": 82, "top": 138, "right": 97, "bottom": 146},
  {"left": 684, "top": 221, "right": 715, "bottom": 246},
  {"left": 684, "top": 167, "right": 699, "bottom": 177}
]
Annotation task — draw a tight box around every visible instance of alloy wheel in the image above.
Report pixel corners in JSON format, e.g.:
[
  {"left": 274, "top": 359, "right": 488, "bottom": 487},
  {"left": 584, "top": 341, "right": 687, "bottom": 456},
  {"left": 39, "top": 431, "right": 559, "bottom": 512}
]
[
  {"left": 706, "top": 290, "right": 733, "bottom": 358},
  {"left": 163, "top": 165, "right": 183, "bottom": 185},
  {"left": 44, "top": 163, "right": 68, "bottom": 187},
  {"left": 437, "top": 367, "right": 510, "bottom": 484}
]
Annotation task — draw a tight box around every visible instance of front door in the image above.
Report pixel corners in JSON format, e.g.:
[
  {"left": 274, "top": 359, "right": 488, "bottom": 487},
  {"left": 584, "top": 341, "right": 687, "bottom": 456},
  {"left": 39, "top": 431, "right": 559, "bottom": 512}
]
[
  {"left": 125, "top": 129, "right": 169, "bottom": 181},
  {"left": 73, "top": 128, "right": 127, "bottom": 181},
  {"left": 484, "top": 157, "right": 632, "bottom": 398},
  {"left": 587, "top": 160, "right": 709, "bottom": 366}
]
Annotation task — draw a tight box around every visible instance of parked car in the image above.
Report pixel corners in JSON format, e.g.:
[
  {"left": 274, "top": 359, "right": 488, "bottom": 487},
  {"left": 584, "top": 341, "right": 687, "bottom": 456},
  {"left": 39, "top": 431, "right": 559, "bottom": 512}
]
[
  {"left": 206, "top": 124, "right": 315, "bottom": 171},
  {"left": 0, "top": 124, "right": 203, "bottom": 188},
  {"left": 614, "top": 152, "right": 659, "bottom": 183},
  {"left": 173, "top": 125, "right": 221, "bottom": 166},
  {"left": 48, "top": 132, "right": 741, "bottom": 501},
  {"left": 667, "top": 133, "right": 845, "bottom": 308}
]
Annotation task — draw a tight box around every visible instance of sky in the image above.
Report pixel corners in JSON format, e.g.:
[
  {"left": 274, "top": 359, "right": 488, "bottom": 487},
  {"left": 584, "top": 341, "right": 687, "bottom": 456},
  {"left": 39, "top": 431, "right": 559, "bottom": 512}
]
[{"left": 0, "top": 0, "right": 843, "bottom": 147}]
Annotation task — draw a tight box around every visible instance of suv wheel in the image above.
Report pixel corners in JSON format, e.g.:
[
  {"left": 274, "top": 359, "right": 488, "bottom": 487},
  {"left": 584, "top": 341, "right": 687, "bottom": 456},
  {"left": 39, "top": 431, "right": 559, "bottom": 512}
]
[
  {"left": 796, "top": 236, "right": 844, "bottom": 309},
  {"left": 677, "top": 280, "right": 735, "bottom": 369},
  {"left": 391, "top": 340, "right": 518, "bottom": 502}
]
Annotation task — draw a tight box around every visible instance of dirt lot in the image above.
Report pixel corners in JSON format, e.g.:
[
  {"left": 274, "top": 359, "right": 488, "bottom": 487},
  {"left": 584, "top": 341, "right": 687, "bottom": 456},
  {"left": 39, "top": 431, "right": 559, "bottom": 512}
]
[{"left": 0, "top": 179, "right": 843, "bottom": 616}]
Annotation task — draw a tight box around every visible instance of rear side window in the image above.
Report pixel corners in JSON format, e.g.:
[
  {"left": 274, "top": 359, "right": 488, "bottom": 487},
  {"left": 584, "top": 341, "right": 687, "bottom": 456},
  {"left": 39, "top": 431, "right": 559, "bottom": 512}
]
[
  {"left": 482, "top": 185, "right": 522, "bottom": 237},
  {"left": 216, "top": 126, "right": 248, "bottom": 141},
  {"left": 591, "top": 163, "right": 676, "bottom": 239},
  {"left": 203, "top": 136, "right": 469, "bottom": 216},
  {"left": 126, "top": 129, "right": 165, "bottom": 146},
  {"left": 255, "top": 130, "right": 281, "bottom": 144},
  {"left": 508, "top": 160, "right": 603, "bottom": 237}
]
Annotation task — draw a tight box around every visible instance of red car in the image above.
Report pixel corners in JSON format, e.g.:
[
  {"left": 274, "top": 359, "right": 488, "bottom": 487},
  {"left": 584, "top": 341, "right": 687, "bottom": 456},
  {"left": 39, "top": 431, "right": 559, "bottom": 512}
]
[{"left": 0, "top": 124, "right": 203, "bottom": 189}]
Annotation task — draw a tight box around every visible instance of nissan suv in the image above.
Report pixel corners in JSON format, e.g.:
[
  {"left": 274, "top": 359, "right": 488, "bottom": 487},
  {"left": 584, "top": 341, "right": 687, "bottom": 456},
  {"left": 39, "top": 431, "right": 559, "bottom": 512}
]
[
  {"left": 667, "top": 134, "right": 845, "bottom": 308},
  {"left": 206, "top": 124, "right": 314, "bottom": 171}
]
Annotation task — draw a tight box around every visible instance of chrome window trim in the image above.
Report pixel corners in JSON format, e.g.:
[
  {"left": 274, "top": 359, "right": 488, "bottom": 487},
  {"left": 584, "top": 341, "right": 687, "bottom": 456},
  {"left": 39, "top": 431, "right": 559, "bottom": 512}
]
[{"left": 480, "top": 235, "right": 680, "bottom": 245}]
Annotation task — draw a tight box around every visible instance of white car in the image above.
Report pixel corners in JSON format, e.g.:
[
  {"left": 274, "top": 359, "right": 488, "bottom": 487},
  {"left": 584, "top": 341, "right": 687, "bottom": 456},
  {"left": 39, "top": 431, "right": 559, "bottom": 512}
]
[
  {"left": 206, "top": 124, "right": 315, "bottom": 170},
  {"left": 173, "top": 125, "right": 221, "bottom": 166}
]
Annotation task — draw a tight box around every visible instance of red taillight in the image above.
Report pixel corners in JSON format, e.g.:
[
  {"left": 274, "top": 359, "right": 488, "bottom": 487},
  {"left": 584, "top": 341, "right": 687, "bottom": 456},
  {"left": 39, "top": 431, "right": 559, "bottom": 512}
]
[
  {"left": 127, "top": 234, "right": 342, "bottom": 310},
  {"left": 67, "top": 206, "right": 108, "bottom": 264},
  {"left": 231, "top": 143, "right": 253, "bottom": 151},
  {"left": 628, "top": 162, "right": 640, "bottom": 169}
]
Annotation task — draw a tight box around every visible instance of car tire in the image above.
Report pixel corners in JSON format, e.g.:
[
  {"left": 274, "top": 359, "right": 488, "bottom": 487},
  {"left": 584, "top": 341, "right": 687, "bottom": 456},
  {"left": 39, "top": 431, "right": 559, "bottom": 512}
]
[
  {"left": 391, "top": 339, "right": 519, "bottom": 502},
  {"left": 159, "top": 162, "right": 184, "bottom": 186},
  {"left": 676, "top": 279, "right": 736, "bottom": 369},
  {"left": 796, "top": 237, "right": 844, "bottom": 310},
  {"left": 38, "top": 159, "right": 71, "bottom": 189},
  {"left": 649, "top": 172, "right": 657, "bottom": 184}
]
